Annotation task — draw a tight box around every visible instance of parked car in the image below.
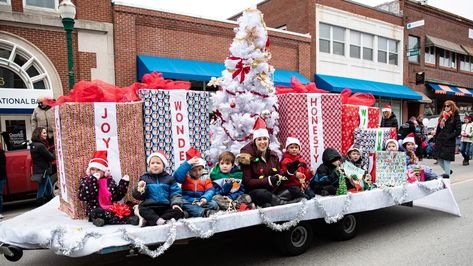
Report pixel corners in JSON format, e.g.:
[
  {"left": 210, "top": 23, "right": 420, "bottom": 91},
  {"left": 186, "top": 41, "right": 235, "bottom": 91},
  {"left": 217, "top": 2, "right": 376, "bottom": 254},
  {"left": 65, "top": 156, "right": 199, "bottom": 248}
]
[
  {"left": 424, "top": 113, "right": 467, "bottom": 138},
  {"left": 3, "top": 149, "right": 58, "bottom": 201}
]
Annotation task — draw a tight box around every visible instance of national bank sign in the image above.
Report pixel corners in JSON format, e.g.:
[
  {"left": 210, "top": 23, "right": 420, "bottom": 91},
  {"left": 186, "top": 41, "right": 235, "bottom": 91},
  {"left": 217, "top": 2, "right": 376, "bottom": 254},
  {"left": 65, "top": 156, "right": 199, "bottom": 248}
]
[{"left": 0, "top": 88, "right": 54, "bottom": 109}]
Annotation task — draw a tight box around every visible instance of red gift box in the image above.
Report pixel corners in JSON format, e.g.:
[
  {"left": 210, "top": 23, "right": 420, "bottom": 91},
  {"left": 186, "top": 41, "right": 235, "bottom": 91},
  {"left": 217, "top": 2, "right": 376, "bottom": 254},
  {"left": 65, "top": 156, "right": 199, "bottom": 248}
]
[
  {"left": 277, "top": 93, "right": 341, "bottom": 169},
  {"left": 341, "top": 104, "right": 379, "bottom": 155}
]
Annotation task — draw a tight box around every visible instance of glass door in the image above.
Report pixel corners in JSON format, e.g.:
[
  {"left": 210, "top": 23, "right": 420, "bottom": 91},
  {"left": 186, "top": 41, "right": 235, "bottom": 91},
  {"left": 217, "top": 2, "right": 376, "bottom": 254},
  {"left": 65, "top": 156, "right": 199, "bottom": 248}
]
[{"left": 0, "top": 115, "right": 31, "bottom": 151}]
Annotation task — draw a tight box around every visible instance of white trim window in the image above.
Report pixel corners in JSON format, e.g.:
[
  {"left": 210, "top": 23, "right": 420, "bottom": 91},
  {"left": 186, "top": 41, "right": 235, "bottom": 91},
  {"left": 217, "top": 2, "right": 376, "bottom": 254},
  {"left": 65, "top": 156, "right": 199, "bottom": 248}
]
[
  {"left": 378, "top": 37, "right": 398, "bottom": 65},
  {"left": 0, "top": 0, "right": 10, "bottom": 5},
  {"left": 425, "top": 46, "right": 436, "bottom": 65},
  {"left": 350, "top": 30, "right": 361, "bottom": 59},
  {"left": 378, "top": 37, "right": 388, "bottom": 64},
  {"left": 439, "top": 48, "right": 456, "bottom": 69},
  {"left": 362, "top": 33, "right": 374, "bottom": 61},
  {"left": 388, "top": 39, "right": 398, "bottom": 65},
  {"left": 24, "top": 0, "right": 57, "bottom": 10},
  {"left": 459, "top": 54, "right": 472, "bottom": 72},
  {"left": 319, "top": 23, "right": 345, "bottom": 56},
  {"left": 408, "top": 35, "right": 420, "bottom": 63},
  {"left": 350, "top": 31, "right": 374, "bottom": 61}
]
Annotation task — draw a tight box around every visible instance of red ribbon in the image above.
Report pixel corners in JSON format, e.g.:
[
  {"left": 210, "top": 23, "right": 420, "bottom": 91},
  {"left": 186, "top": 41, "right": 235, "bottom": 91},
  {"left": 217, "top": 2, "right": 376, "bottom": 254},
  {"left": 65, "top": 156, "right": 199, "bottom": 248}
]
[
  {"left": 340, "top": 88, "right": 376, "bottom": 106},
  {"left": 276, "top": 76, "right": 328, "bottom": 94},
  {"left": 229, "top": 56, "right": 250, "bottom": 83},
  {"left": 109, "top": 203, "right": 131, "bottom": 219}
]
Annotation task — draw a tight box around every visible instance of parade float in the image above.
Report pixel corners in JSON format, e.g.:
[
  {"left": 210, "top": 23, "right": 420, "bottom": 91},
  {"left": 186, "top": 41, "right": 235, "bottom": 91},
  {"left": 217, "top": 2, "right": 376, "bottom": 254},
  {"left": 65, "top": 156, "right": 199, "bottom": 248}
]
[{"left": 0, "top": 8, "right": 461, "bottom": 262}]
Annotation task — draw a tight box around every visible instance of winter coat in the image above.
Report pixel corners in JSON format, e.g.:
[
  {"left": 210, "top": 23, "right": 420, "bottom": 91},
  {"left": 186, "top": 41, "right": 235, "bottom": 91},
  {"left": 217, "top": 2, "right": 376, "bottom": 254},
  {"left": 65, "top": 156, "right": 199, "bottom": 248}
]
[
  {"left": 0, "top": 148, "right": 6, "bottom": 181},
  {"left": 210, "top": 165, "right": 245, "bottom": 200},
  {"left": 133, "top": 172, "right": 184, "bottom": 207},
  {"left": 461, "top": 123, "right": 473, "bottom": 143},
  {"left": 78, "top": 176, "right": 129, "bottom": 216},
  {"left": 434, "top": 113, "right": 462, "bottom": 161},
  {"left": 30, "top": 140, "right": 55, "bottom": 175},
  {"left": 173, "top": 161, "right": 215, "bottom": 202},
  {"left": 311, "top": 148, "right": 342, "bottom": 187},
  {"left": 380, "top": 113, "right": 399, "bottom": 129},
  {"left": 280, "top": 152, "right": 311, "bottom": 189},
  {"left": 398, "top": 120, "right": 416, "bottom": 140},
  {"left": 31, "top": 106, "right": 55, "bottom": 139},
  {"left": 239, "top": 141, "right": 280, "bottom": 192}
]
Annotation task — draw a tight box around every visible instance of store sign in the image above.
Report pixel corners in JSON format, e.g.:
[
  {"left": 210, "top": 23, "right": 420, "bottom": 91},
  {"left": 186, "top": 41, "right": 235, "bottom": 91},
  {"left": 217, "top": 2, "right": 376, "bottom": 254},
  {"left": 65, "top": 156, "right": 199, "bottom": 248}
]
[
  {"left": 407, "top": 48, "right": 420, "bottom": 57},
  {"left": 0, "top": 88, "right": 54, "bottom": 109},
  {"left": 406, "top": 20, "right": 424, "bottom": 29}
]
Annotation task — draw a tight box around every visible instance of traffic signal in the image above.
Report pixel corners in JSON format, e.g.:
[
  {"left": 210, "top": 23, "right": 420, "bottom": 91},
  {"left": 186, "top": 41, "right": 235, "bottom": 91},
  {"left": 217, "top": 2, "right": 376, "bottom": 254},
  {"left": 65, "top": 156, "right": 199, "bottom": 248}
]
[{"left": 415, "top": 72, "right": 425, "bottom": 85}]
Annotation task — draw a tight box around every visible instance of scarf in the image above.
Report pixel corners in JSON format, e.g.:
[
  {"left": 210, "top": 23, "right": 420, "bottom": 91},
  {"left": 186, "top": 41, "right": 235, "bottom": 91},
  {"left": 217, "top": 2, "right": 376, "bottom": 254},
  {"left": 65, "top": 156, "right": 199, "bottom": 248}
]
[
  {"left": 439, "top": 111, "right": 452, "bottom": 129},
  {"left": 97, "top": 176, "right": 113, "bottom": 211}
]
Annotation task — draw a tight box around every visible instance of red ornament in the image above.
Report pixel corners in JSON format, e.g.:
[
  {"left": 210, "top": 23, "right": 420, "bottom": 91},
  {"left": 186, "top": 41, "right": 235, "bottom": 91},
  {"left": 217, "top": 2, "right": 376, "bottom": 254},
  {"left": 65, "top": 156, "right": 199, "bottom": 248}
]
[
  {"left": 208, "top": 161, "right": 214, "bottom": 167},
  {"left": 230, "top": 101, "right": 236, "bottom": 108}
]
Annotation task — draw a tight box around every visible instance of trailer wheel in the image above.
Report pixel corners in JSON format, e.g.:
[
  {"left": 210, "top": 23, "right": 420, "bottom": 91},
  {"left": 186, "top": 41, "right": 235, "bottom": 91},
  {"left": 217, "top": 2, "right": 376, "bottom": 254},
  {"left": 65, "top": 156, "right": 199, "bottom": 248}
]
[
  {"left": 331, "top": 214, "right": 359, "bottom": 241},
  {"left": 4, "top": 246, "right": 23, "bottom": 262},
  {"left": 274, "top": 221, "right": 313, "bottom": 256}
]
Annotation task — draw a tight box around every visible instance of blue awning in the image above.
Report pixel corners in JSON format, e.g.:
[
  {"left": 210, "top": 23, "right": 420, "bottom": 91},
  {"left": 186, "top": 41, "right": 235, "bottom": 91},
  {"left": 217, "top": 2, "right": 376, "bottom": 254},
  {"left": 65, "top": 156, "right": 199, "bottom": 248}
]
[
  {"left": 315, "top": 74, "right": 422, "bottom": 100},
  {"left": 427, "top": 83, "right": 473, "bottom": 97},
  {"left": 137, "top": 55, "right": 310, "bottom": 87}
]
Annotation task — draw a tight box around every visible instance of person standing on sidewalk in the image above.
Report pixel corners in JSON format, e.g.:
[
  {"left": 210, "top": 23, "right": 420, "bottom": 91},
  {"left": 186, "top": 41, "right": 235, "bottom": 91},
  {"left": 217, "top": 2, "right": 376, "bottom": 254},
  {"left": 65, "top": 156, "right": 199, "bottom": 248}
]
[
  {"left": 433, "top": 100, "right": 462, "bottom": 178},
  {"left": 460, "top": 116, "right": 473, "bottom": 165},
  {"left": 31, "top": 96, "right": 55, "bottom": 145}
]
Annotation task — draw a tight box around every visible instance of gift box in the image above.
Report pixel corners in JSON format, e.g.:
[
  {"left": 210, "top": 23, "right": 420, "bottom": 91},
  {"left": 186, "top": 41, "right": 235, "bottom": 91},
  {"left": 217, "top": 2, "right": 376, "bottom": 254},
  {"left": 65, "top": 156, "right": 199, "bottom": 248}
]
[
  {"left": 54, "top": 102, "right": 146, "bottom": 219},
  {"left": 353, "top": 127, "right": 397, "bottom": 170},
  {"left": 277, "top": 93, "right": 341, "bottom": 169},
  {"left": 373, "top": 151, "right": 407, "bottom": 187},
  {"left": 341, "top": 104, "right": 379, "bottom": 155},
  {"left": 139, "top": 89, "right": 210, "bottom": 172}
]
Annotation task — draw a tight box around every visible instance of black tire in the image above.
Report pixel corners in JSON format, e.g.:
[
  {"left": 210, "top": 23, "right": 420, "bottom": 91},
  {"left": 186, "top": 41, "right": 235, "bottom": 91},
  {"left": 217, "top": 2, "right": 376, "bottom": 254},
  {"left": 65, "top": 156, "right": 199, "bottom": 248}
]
[
  {"left": 4, "top": 246, "right": 23, "bottom": 262},
  {"left": 330, "top": 214, "right": 359, "bottom": 241},
  {"left": 273, "top": 221, "right": 314, "bottom": 256}
]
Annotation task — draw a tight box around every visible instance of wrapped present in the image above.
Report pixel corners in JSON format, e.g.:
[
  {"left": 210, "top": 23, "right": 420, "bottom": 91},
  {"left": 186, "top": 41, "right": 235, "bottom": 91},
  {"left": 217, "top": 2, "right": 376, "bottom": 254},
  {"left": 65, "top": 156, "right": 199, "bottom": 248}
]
[
  {"left": 353, "top": 127, "right": 397, "bottom": 170},
  {"left": 277, "top": 93, "right": 341, "bottom": 169},
  {"left": 139, "top": 89, "right": 210, "bottom": 172},
  {"left": 54, "top": 102, "right": 146, "bottom": 219},
  {"left": 373, "top": 151, "right": 407, "bottom": 187},
  {"left": 341, "top": 104, "right": 379, "bottom": 155}
]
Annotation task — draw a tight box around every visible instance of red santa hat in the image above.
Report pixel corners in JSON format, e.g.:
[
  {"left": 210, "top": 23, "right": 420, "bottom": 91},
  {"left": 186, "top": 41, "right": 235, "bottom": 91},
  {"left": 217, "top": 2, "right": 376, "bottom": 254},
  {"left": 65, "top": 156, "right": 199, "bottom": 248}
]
[
  {"left": 86, "top": 150, "right": 110, "bottom": 176},
  {"left": 147, "top": 151, "right": 169, "bottom": 168},
  {"left": 285, "top": 133, "right": 301, "bottom": 149},
  {"left": 252, "top": 117, "right": 269, "bottom": 140},
  {"left": 186, "top": 147, "right": 206, "bottom": 169},
  {"left": 382, "top": 105, "right": 392, "bottom": 113},
  {"left": 402, "top": 133, "right": 417, "bottom": 148}
]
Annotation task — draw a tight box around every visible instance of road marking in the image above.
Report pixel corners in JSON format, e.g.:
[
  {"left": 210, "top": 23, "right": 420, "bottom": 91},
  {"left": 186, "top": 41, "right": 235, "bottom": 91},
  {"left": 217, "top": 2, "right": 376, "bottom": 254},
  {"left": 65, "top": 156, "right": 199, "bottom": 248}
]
[{"left": 451, "top": 179, "right": 473, "bottom": 186}]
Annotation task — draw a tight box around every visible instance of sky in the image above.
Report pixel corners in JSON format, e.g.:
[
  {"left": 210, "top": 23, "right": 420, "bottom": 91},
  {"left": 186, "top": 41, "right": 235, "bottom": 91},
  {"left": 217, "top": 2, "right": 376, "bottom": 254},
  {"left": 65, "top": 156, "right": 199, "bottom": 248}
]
[{"left": 117, "top": 0, "right": 473, "bottom": 22}]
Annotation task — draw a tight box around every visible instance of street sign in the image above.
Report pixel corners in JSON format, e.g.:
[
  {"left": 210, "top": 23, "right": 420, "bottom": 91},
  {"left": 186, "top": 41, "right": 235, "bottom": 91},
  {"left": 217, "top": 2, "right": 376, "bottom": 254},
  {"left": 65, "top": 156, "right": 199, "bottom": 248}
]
[
  {"left": 407, "top": 48, "right": 420, "bottom": 57},
  {"left": 406, "top": 20, "right": 425, "bottom": 29}
]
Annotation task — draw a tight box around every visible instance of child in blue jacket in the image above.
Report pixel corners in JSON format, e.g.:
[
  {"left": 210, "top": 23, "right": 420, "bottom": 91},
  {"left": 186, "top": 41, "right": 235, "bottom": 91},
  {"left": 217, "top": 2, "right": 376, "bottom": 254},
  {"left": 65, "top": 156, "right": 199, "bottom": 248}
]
[
  {"left": 133, "top": 152, "right": 185, "bottom": 227},
  {"left": 174, "top": 148, "right": 219, "bottom": 217}
]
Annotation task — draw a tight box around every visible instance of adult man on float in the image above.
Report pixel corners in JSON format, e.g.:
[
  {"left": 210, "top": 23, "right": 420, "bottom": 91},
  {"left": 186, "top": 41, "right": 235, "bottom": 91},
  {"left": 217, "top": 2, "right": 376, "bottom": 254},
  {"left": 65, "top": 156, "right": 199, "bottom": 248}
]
[
  {"left": 380, "top": 105, "right": 399, "bottom": 129},
  {"left": 31, "top": 96, "right": 55, "bottom": 144}
]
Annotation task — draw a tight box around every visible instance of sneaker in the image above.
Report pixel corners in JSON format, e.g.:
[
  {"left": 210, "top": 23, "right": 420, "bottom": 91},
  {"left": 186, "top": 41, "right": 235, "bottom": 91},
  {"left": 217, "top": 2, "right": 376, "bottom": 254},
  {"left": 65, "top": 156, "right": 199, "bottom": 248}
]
[
  {"left": 441, "top": 174, "right": 450, "bottom": 179},
  {"left": 133, "top": 205, "right": 146, "bottom": 227},
  {"left": 93, "top": 218, "right": 105, "bottom": 227},
  {"left": 156, "top": 218, "right": 166, "bottom": 225},
  {"left": 127, "top": 216, "right": 139, "bottom": 226}
]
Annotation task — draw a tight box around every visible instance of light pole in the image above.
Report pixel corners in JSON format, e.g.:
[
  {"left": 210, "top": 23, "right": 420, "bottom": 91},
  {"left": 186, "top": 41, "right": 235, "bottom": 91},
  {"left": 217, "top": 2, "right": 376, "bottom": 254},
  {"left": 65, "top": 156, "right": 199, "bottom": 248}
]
[{"left": 58, "top": 0, "right": 76, "bottom": 90}]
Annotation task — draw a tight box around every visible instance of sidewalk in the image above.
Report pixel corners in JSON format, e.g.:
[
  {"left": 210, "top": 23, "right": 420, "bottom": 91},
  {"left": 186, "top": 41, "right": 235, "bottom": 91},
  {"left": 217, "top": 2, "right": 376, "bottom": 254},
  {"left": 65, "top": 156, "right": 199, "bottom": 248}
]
[{"left": 422, "top": 154, "right": 472, "bottom": 184}]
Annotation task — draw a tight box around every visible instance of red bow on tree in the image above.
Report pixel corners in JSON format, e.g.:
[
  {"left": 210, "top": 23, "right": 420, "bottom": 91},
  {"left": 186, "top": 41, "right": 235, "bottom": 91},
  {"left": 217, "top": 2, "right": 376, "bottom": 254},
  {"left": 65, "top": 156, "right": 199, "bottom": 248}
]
[{"left": 229, "top": 56, "right": 250, "bottom": 83}]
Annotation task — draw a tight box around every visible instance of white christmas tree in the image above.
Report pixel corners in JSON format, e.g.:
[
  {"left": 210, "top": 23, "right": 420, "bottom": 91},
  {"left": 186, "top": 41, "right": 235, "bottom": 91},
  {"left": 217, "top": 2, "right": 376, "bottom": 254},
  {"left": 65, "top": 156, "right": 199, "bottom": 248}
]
[{"left": 208, "top": 7, "right": 280, "bottom": 162}]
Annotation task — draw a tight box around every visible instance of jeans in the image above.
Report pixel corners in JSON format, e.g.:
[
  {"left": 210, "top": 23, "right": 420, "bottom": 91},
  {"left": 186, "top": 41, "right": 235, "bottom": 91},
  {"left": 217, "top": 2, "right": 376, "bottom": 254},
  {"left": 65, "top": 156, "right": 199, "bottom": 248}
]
[
  {"left": 0, "top": 179, "right": 6, "bottom": 213},
  {"left": 182, "top": 200, "right": 218, "bottom": 217},
  {"left": 36, "top": 175, "right": 53, "bottom": 200},
  {"left": 460, "top": 142, "right": 471, "bottom": 161},
  {"left": 437, "top": 159, "right": 451, "bottom": 176}
]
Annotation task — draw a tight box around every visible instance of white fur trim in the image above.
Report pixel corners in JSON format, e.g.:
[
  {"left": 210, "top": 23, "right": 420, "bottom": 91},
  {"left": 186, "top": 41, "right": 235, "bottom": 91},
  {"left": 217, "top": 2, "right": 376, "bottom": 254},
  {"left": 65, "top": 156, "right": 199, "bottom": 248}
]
[
  {"left": 385, "top": 139, "right": 399, "bottom": 150},
  {"left": 87, "top": 162, "right": 108, "bottom": 174},
  {"left": 253, "top": 128, "right": 269, "bottom": 140},
  {"left": 285, "top": 137, "right": 301, "bottom": 149},
  {"left": 402, "top": 137, "right": 417, "bottom": 148},
  {"left": 382, "top": 107, "right": 392, "bottom": 112},
  {"left": 147, "top": 152, "right": 169, "bottom": 168},
  {"left": 191, "top": 158, "right": 207, "bottom": 169}
]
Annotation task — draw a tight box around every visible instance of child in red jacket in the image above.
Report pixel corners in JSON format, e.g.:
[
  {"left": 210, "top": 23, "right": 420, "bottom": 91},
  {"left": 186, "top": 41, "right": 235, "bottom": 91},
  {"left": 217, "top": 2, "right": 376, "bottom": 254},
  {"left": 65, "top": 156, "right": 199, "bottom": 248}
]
[{"left": 279, "top": 135, "right": 315, "bottom": 201}]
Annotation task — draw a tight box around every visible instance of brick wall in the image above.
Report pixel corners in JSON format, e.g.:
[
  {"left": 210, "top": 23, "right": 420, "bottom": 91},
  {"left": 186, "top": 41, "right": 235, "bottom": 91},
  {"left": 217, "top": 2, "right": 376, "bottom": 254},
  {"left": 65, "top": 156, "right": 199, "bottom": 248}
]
[
  {"left": 76, "top": 0, "right": 112, "bottom": 23},
  {"left": 404, "top": 2, "right": 473, "bottom": 92},
  {"left": 113, "top": 5, "right": 311, "bottom": 87},
  {"left": 11, "top": 0, "right": 23, "bottom": 12},
  {"left": 78, "top": 52, "right": 97, "bottom": 81}
]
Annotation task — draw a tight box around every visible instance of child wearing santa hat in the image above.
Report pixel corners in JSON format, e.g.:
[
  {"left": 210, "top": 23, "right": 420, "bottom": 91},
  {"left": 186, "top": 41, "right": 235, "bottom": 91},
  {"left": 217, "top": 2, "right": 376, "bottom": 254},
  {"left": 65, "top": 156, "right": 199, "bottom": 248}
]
[
  {"left": 132, "top": 151, "right": 186, "bottom": 227},
  {"left": 279, "top": 134, "right": 315, "bottom": 200},
  {"left": 78, "top": 150, "right": 139, "bottom": 227},
  {"left": 403, "top": 133, "right": 438, "bottom": 181},
  {"left": 385, "top": 139, "right": 399, "bottom": 151},
  {"left": 173, "top": 147, "right": 219, "bottom": 217}
]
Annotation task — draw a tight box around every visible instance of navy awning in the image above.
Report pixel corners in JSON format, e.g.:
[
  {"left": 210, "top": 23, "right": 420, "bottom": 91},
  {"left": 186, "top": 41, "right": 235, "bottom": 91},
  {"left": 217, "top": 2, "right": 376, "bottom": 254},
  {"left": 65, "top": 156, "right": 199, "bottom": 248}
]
[
  {"left": 315, "top": 74, "right": 422, "bottom": 100},
  {"left": 137, "top": 55, "right": 310, "bottom": 87}
]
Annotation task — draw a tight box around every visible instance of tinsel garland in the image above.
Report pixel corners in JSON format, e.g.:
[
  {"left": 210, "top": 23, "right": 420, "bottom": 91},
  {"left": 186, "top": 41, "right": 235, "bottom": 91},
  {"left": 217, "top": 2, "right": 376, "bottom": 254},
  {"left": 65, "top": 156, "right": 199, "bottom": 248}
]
[
  {"left": 257, "top": 199, "right": 308, "bottom": 231},
  {"left": 41, "top": 227, "right": 102, "bottom": 256},
  {"left": 416, "top": 179, "right": 446, "bottom": 193},
  {"left": 383, "top": 183, "right": 409, "bottom": 205},
  {"left": 180, "top": 212, "right": 224, "bottom": 238},
  {"left": 119, "top": 219, "right": 177, "bottom": 258},
  {"left": 313, "top": 193, "right": 353, "bottom": 224}
]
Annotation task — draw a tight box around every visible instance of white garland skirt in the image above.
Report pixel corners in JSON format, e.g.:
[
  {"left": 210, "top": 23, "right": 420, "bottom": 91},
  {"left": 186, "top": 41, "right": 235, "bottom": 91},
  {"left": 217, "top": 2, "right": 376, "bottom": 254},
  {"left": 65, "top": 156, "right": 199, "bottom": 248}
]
[{"left": 0, "top": 179, "right": 458, "bottom": 258}]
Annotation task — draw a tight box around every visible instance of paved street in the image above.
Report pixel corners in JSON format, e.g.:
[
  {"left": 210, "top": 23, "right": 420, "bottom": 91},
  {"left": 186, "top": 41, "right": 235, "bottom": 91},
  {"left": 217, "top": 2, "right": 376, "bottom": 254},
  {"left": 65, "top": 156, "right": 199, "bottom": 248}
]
[{"left": 1, "top": 156, "right": 473, "bottom": 266}]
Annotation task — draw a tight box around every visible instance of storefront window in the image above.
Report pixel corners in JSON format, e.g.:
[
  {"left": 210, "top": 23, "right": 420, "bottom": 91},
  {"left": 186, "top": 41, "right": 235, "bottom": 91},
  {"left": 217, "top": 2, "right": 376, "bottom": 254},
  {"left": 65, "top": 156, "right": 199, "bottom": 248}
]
[
  {"left": 408, "top": 35, "right": 420, "bottom": 63},
  {"left": 0, "top": 67, "right": 27, "bottom": 88},
  {"left": 1, "top": 119, "right": 27, "bottom": 151},
  {"left": 25, "top": 0, "right": 57, "bottom": 9}
]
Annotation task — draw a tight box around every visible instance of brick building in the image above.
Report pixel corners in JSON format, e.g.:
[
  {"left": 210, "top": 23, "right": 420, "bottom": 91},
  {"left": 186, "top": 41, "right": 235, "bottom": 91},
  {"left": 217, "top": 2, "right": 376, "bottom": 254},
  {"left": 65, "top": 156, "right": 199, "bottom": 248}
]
[
  {"left": 0, "top": 0, "right": 311, "bottom": 150},
  {"left": 254, "top": 0, "right": 423, "bottom": 123},
  {"left": 400, "top": 0, "right": 473, "bottom": 117}
]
